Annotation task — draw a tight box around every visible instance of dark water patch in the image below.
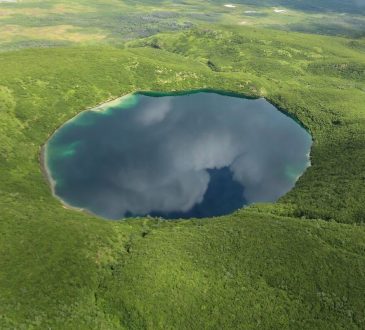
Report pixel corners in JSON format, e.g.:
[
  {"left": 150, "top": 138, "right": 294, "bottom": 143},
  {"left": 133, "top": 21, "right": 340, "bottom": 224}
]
[{"left": 44, "top": 91, "right": 312, "bottom": 220}]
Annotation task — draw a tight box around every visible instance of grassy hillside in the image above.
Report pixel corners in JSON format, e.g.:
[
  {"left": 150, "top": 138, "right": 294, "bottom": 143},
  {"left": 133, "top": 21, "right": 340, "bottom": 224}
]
[{"left": 0, "top": 26, "right": 364, "bottom": 328}]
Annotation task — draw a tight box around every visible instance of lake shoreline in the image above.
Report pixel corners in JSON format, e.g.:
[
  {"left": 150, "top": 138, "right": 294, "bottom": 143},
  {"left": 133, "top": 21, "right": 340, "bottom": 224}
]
[
  {"left": 39, "top": 144, "right": 89, "bottom": 215},
  {"left": 41, "top": 90, "right": 312, "bottom": 220}
]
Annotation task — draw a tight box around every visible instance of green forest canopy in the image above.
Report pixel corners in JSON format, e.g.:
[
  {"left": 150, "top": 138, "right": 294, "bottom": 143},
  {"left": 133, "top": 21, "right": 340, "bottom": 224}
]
[{"left": 0, "top": 22, "right": 364, "bottom": 329}]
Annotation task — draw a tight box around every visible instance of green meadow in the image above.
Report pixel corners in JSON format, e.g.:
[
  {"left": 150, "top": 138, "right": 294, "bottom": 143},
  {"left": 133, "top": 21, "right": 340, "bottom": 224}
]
[
  {"left": 1, "top": 0, "right": 365, "bottom": 52},
  {"left": 0, "top": 0, "right": 365, "bottom": 328}
]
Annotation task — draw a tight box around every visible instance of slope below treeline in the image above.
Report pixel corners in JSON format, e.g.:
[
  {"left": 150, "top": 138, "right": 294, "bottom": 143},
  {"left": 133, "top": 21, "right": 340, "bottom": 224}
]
[{"left": 0, "top": 26, "right": 364, "bottom": 328}]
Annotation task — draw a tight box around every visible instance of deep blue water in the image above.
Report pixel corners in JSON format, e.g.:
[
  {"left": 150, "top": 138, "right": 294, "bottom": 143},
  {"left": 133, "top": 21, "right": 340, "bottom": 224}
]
[{"left": 45, "top": 91, "right": 312, "bottom": 220}]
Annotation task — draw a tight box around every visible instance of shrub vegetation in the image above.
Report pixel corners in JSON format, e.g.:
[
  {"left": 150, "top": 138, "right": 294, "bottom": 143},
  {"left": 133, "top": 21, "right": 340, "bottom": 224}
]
[{"left": 0, "top": 26, "right": 364, "bottom": 328}]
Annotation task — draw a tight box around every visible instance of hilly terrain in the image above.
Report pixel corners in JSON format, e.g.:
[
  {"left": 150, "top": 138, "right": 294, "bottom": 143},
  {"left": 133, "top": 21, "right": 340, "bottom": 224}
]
[{"left": 0, "top": 0, "right": 364, "bottom": 329}]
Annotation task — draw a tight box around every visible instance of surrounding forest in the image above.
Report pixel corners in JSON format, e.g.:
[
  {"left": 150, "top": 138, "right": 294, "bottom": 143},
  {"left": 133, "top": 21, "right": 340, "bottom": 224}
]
[{"left": 0, "top": 0, "right": 365, "bottom": 329}]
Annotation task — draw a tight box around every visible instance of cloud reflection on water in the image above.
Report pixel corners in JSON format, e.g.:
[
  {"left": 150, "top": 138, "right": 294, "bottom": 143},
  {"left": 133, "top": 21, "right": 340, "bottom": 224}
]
[{"left": 47, "top": 92, "right": 312, "bottom": 219}]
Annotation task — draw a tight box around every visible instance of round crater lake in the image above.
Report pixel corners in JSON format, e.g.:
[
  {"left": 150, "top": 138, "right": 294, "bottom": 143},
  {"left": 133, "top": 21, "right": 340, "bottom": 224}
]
[{"left": 44, "top": 91, "right": 312, "bottom": 220}]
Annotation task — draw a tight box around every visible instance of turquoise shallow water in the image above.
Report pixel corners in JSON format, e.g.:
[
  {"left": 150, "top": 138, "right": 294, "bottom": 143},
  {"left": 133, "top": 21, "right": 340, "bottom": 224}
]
[{"left": 45, "top": 91, "right": 312, "bottom": 220}]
